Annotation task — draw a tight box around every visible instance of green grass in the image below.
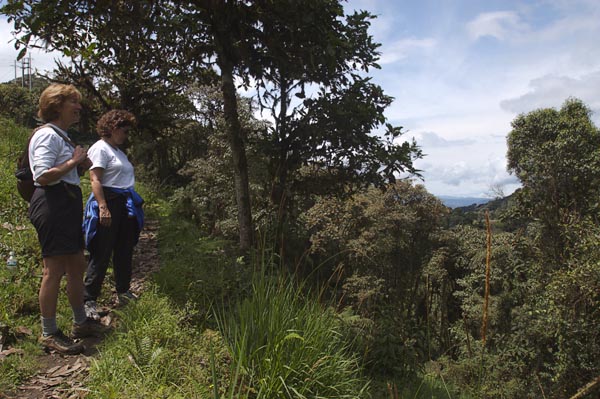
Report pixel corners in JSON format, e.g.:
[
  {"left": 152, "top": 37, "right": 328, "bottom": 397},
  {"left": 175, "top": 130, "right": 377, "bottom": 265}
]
[
  {"left": 0, "top": 118, "right": 46, "bottom": 389},
  {"left": 153, "top": 212, "right": 244, "bottom": 311},
  {"left": 369, "top": 374, "right": 470, "bottom": 399},
  {"left": 85, "top": 290, "right": 230, "bottom": 398},
  {"left": 214, "top": 266, "right": 371, "bottom": 398}
]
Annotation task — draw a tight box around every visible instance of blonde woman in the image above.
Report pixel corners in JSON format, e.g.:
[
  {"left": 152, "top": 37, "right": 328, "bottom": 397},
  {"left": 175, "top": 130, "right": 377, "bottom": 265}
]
[{"left": 29, "top": 84, "right": 108, "bottom": 355}]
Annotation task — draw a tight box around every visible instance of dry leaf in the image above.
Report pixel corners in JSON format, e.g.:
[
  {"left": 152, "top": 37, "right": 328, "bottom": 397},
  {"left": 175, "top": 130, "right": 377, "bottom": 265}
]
[
  {"left": 0, "top": 347, "right": 25, "bottom": 359},
  {"left": 49, "top": 364, "right": 72, "bottom": 378},
  {"left": 35, "top": 376, "right": 62, "bottom": 386},
  {"left": 15, "top": 326, "right": 33, "bottom": 336},
  {"left": 19, "top": 384, "right": 43, "bottom": 391},
  {"left": 46, "top": 365, "right": 62, "bottom": 374}
]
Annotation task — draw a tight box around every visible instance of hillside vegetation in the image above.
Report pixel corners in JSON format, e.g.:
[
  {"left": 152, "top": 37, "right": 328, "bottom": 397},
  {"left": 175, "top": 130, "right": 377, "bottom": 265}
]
[
  {"left": 0, "top": 1, "right": 599, "bottom": 396},
  {"left": 2, "top": 96, "right": 600, "bottom": 397}
]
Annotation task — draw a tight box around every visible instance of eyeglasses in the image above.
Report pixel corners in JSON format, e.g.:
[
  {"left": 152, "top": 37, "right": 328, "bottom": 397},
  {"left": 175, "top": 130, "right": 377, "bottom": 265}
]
[{"left": 117, "top": 126, "right": 130, "bottom": 134}]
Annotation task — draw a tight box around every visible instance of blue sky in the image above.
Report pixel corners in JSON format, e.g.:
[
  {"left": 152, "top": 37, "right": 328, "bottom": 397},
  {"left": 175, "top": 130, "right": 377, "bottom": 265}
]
[
  {"left": 345, "top": 0, "right": 600, "bottom": 197},
  {"left": 2, "top": 0, "right": 600, "bottom": 197}
]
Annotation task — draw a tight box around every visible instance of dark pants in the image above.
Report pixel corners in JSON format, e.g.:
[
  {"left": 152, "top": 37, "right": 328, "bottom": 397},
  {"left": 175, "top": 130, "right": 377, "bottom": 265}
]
[{"left": 84, "top": 194, "right": 137, "bottom": 302}]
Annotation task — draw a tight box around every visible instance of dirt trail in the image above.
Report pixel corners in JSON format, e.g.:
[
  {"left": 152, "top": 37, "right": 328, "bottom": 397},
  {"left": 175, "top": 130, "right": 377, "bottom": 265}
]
[{"left": 2, "top": 219, "right": 159, "bottom": 399}]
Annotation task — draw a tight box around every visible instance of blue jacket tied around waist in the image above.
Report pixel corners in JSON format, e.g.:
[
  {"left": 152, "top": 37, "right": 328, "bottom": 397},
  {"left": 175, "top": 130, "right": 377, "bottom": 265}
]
[{"left": 83, "top": 187, "right": 144, "bottom": 248}]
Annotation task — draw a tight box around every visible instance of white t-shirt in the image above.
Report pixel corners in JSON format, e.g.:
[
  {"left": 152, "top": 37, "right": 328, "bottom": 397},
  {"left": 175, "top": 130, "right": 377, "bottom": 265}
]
[
  {"left": 87, "top": 140, "right": 135, "bottom": 189},
  {"left": 29, "top": 124, "right": 80, "bottom": 186}
]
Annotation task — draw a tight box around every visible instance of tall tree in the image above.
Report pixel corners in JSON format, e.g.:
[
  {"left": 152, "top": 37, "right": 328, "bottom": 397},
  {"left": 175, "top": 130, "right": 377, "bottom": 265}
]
[
  {"left": 506, "top": 98, "right": 600, "bottom": 265},
  {"left": 250, "top": 2, "right": 421, "bottom": 204},
  {"left": 169, "top": 0, "right": 422, "bottom": 251},
  {"left": 182, "top": 0, "right": 422, "bottom": 251},
  {"left": 505, "top": 98, "right": 600, "bottom": 396},
  {"left": 185, "top": 0, "right": 255, "bottom": 251}
]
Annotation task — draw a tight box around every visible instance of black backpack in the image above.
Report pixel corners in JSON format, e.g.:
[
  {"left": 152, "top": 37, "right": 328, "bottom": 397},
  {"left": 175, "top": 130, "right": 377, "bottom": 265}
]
[{"left": 14, "top": 125, "right": 78, "bottom": 202}]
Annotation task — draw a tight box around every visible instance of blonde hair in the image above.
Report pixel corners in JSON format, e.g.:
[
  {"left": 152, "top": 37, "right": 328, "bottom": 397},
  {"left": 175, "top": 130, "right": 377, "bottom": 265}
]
[{"left": 37, "top": 84, "right": 82, "bottom": 122}]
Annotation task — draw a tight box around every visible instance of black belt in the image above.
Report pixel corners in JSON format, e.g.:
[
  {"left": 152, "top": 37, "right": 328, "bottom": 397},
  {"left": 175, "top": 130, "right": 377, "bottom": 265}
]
[{"left": 37, "top": 182, "right": 80, "bottom": 199}]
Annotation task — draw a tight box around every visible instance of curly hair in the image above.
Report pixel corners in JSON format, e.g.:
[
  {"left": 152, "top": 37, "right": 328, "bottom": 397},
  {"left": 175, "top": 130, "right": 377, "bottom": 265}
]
[
  {"left": 96, "top": 109, "right": 137, "bottom": 138},
  {"left": 37, "top": 84, "right": 82, "bottom": 122}
]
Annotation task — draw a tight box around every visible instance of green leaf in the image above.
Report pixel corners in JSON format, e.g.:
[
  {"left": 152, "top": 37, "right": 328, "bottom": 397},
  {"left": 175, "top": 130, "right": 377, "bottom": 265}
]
[
  {"left": 16, "top": 47, "right": 27, "bottom": 61},
  {"left": 283, "top": 332, "right": 304, "bottom": 342}
]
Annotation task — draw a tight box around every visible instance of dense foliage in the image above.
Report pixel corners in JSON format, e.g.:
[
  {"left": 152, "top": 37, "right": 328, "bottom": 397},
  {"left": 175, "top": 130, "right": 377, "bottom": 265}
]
[
  {"left": 1, "top": 1, "right": 599, "bottom": 397},
  {"left": 507, "top": 98, "right": 600, "bottom": 266},
  {"left": 0, "top": 84, "right": 38, "bottom": 127}
]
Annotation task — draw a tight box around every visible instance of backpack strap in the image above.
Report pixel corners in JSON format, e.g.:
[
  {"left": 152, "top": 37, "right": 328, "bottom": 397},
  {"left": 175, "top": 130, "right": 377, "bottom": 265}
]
[
  {"left": 17, "top": 125, "right": 45, "bottom": 169},
  {"left": 18, "top": 124, "right": 80, "bottom": 172},
  {"left": 45, "top": 124, "right": 78, "bottom": 148},
  {"left": 27, "top": 124, "right": 78, "bottom": 150}
]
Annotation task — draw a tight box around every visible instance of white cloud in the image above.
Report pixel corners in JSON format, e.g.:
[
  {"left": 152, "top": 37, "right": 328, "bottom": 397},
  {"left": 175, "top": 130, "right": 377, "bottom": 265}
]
[
  {"left": 500, "top": 71, "right": 600, "bottom": 120},
  {"left": 412, "top": 136, "right": 520, "bottom": 197},
  {"left": 412, "top": 131, "right": 475, "bottom": 148},
  {"left": 347, "top": 0, "right": 600, "bottom": 197},
  {"left": 438, "top": 161, "right": 470, "bottom": 186},
  {"left": 466, "top": 11, "right": 527, "bottom": 41},
  {"left": 379, "top": 38, "right": 436, "bottom": 65},
  {"left": 533, "top": 14, "right": 600, "bottom": 42}
]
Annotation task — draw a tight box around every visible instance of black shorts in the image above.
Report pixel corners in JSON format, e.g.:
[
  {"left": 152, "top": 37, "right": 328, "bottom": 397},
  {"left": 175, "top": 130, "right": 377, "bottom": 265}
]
[{"left": 28, "top": 182, "right": 84, "bottom": 258}]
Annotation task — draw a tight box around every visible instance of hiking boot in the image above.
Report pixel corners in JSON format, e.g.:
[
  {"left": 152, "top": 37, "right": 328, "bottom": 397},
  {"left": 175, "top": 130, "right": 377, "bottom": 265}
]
[
  {"left": 72, "top": 318, "right": 111, "bottom": 339},
  {"left": 39, "top": 330, "right": 85, "bottom": 355},
  {"left": 84, "top": 300, "right": 100, "bottom": 321},
  {"left": 117, "top": 290, "right": 138, "bottom": 306}
]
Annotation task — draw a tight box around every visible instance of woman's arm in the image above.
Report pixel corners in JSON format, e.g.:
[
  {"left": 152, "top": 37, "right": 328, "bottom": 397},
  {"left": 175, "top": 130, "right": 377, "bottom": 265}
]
[
  {"left": 90, "top": 168, "right": 112, "bottom": 227},
  {"left": 36, "top": 145, "right": 88, "bottom": 185}
]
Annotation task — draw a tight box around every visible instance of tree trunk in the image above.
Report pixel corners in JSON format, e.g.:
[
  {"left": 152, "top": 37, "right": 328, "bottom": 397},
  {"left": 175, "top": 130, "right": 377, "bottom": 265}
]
[
  {"left": 271, "top": 76, "right": 290, "bottom": 260},
  {"left": 203, "top": 0, "right": 253, "bottom": 253},
  {"left": 220, "top": 61, "right": 253, "bottom": 252}
]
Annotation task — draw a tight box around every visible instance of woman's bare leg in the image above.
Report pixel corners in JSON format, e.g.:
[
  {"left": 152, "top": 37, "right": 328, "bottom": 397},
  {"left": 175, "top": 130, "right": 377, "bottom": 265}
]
[{"left": 39, "top": 256, "right": 67, "bottom": 318}]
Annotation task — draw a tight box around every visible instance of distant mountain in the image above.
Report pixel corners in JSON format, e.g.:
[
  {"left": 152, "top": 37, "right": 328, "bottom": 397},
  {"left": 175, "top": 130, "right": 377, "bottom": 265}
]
[
  {"left": 437, "top": 196, "right": 493, "bottom": 208},
  {"left": 444, "top": 192, "right": 519, "bottom": 230}
]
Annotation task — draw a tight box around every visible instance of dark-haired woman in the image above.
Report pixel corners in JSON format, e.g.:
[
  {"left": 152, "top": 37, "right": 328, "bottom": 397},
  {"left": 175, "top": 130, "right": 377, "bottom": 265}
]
[{"left": 83, "top": 110, "right": 144, "bottom": 320}]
